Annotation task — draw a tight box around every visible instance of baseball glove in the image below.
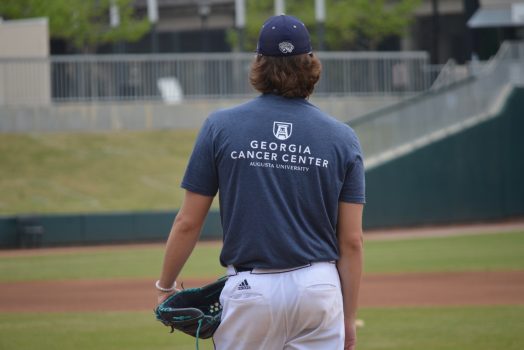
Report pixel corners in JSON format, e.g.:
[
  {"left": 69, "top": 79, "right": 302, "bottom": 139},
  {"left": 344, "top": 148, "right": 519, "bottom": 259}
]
[{"left": 154, "top": 276, "right": 227, "bottom": 340}]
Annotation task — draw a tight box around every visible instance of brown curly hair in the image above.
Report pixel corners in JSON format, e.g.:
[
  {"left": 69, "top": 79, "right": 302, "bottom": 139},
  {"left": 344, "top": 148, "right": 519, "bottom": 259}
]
[{"left": 249, "top": 53, "right": 322, "bottom": 98}]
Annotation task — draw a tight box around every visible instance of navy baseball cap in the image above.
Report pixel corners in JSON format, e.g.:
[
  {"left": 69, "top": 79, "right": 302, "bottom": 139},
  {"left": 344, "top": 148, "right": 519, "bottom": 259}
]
[{"left": 256, "top": 15, "right": 313, "bottom": 57}]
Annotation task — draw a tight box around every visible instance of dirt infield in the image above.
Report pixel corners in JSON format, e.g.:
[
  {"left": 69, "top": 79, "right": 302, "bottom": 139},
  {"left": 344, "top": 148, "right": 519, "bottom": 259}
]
[{"left": 1, "top": 270, "right": 523, "bottom": 312}]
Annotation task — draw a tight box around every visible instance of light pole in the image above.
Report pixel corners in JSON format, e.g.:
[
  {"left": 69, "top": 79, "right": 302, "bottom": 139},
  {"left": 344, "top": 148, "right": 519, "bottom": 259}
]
[
  {"left": 110, "top": 0, "right": 122, "bottom": 53},
  {"left": 147, "top": 0, "right": 159, "bottom": 53},
  {"left": 275, "top": 0, "right": 285, "bottom": 15},
  {"left": 235, "top": 0, "right": 246, "bottom": 51},
  {"left": 431, "top": 0, "right": 440, "bottom": 63},
  {"left": 315, "top": 0, "right": 325, "bottom": 51},
  {"left": 198, "top": 0, "right": 211, "bottom": 52}
]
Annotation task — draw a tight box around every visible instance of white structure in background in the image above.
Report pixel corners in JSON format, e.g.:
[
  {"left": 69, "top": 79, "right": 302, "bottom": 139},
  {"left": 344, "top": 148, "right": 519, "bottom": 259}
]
[
  {"left": 235, "top": 0, "right": 245, "bottom": 50},
  {"left": 468, "top": 1, "right": 524, "bottom": 28},
  {"left": 147, "top": 0, "right": 159, "bottom": 23},
  {"left": 275, "top": 0, "right": 285, "bottom": 15},
  {"left": 110, "top": 0, "right": 120, "bottom": 28},
  {"left": 235, "top": 0, "right": 245, "bottom": 28},
  {"left": 157, "top": 77, "right": 183, "bottom": 104},
  {"left": 315, "top": 0, "right": 325, "bottom": 22},
  {"left": 512, "top": 3, "right": 524, "bottom": 23},
  {"left": 0, "top": 17, "right": 50, "bottom": 106}
]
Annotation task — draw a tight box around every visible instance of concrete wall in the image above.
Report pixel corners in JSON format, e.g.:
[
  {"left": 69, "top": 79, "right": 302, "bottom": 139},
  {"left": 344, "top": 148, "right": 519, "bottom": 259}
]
[
  {"left": 0, "top": 95, "right": 407, "bottom": 132},
  {"left": 0, "top": 17, "right": 51, "bottom": 106}
]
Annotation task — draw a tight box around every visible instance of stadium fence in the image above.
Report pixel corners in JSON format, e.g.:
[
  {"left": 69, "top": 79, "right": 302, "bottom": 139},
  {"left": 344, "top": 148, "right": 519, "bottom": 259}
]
[{"left": 0, "top": 51, "right": 443, "bottom": 105}]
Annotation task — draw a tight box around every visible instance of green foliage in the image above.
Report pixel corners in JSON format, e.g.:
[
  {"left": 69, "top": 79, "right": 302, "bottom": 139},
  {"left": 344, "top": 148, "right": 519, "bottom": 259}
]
[
  {"left": 0, "top": 0, "right": 150, "bottom": 52},
  {"left": 352, "top": 0, "right": 421, "bottom": 50},
  {"left": 228, "top": 0, "right": 421, "bottom": 51}
]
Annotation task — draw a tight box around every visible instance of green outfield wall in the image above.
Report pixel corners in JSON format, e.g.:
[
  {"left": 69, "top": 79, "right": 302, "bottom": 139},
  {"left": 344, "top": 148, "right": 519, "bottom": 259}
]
[
  {"left": 0, "top": 89, "right": 523, "bottom": 248},
  {"left": 363, "top": 87, "right": 524, "bottom": 228},
  {"left": 0, "top": 210, "right": 223, "bottom": 248}
]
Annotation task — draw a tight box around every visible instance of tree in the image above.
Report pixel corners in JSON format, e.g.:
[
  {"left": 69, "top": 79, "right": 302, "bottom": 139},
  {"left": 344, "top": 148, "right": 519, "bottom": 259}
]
[
  {"left": 351, "top": 0, "right": 421, "bottom": 50},
  {"left": 229, "top": 0, "right": 421, "bottom": 51},
  {"left": 0, "top": 0, "right": 150, "bottom": 53}
]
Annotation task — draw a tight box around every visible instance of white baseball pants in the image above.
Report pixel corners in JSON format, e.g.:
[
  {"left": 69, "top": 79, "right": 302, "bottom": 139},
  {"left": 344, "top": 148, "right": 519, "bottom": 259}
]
[{"left": 213, "top": 262, "right": 344, "bottom": 350}]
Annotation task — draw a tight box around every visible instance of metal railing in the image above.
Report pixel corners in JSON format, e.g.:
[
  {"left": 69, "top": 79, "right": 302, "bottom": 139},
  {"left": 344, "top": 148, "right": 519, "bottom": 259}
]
[
  {"left": 429, "top": 59, "right": 471, "bottom": 91},
  {"left": 351, "top": 41, "right": 524, "bottom": 168},
  {"left": 0, "top": 51, "right": 437, "bottom": 105}
]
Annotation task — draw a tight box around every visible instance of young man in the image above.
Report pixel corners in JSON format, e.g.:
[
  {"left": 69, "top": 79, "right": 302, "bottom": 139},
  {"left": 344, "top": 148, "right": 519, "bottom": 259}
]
[{"left": 156, "top": 14, "right": 365, "bottom": 350}]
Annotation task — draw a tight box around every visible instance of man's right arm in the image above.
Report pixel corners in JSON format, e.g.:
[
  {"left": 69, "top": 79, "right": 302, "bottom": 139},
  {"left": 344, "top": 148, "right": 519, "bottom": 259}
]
[
  {"left": 336, "top": 202, "right": 364, "bottom": 350},
  {"left": 156, "top": 190, "right": 214, "bottom": 304}
]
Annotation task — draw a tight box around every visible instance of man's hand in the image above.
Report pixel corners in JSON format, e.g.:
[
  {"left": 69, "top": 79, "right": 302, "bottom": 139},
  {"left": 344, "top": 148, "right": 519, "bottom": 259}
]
[
  {"left": 344, "top": 318, "right": 357, "bottom": 350},
  {"left": 156, "top": 289, "right": 179, "bottom": 306}
]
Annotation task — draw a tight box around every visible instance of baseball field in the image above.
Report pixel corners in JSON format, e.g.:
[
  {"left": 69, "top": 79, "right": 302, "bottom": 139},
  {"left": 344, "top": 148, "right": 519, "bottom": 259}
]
[
  {"left": 1, "top": 225, "right": 523, "bottom": 350},
  {"left": 1, "top": 131, "right": 523, "bottom": 349}
]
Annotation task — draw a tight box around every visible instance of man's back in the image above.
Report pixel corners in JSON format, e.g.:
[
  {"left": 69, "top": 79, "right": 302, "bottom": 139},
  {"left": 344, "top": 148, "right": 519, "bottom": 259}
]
[{"left": 182, "top": 93, "right": 365, "bottom": 269}]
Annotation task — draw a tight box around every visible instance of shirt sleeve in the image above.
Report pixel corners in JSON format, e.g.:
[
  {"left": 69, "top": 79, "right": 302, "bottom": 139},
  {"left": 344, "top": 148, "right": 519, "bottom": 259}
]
[
  {"left": 181, "top": 118, "right": 219, "bottom": 197},
  {"left": 339, "top": 138, "right": 366, "bottom": 204}
]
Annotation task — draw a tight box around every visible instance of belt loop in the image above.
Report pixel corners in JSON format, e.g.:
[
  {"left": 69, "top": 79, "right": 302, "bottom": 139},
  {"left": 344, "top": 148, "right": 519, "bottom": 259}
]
[{"left": 226, "top": 265, "right": 239, "bottom": 276}]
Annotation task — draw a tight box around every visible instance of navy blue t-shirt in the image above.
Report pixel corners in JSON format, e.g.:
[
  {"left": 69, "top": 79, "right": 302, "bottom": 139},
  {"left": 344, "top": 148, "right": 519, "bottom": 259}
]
[{"left": 181, "top": 94, "right": 365, "bottom": 269}]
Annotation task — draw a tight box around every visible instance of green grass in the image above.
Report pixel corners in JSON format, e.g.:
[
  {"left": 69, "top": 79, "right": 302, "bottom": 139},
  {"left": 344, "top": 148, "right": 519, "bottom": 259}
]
[
  {"left": 0, "top": 311, "right": 215, "bottom": 350},
  {"left": 0, "top": 130, "right": 198, "bottom": 215},
  {"left": 357, "top": 305, "right": 524, "bottom": 350},
  {"left": 0, "top": 244, "right": 224, "bottom": 282},
  {"left": 1, "top": 231, "right": 522, "bottom": 282},
  {"left": 364, "top": 230, "right": 524, "bottom": 274},
  {"left": 0, "top": 306, "right": 522, "bottom": 350}
]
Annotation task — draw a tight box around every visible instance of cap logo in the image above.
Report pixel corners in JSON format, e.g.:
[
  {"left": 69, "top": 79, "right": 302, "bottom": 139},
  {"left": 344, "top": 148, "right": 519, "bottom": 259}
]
[
  {"left": 273, "top": 121, "right": 293, "bottom": 140},
  {"left": 278, "top": 41, "right": 294, "bottom": 54}
]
